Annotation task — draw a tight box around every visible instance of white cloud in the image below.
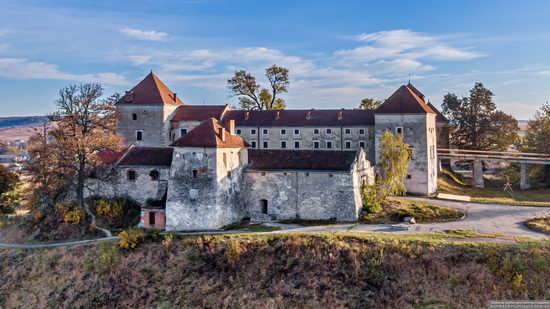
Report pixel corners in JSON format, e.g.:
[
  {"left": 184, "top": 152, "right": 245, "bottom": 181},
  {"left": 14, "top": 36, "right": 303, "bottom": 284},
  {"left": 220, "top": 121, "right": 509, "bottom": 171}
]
[
  {"left": 119, "top": 27, "right": 168, "bottom": 41},
  {"left": 335, "top": 29, "right": 483, "bottom": 73},
  {"left": 128, "top": 55, "right": 152, "bottom": 66},
  {"left": 0, "top": 30, "right": 8, "bottom": 37},
  {"left": 0, "top": 58, "right": 128, "bottom": 85}
]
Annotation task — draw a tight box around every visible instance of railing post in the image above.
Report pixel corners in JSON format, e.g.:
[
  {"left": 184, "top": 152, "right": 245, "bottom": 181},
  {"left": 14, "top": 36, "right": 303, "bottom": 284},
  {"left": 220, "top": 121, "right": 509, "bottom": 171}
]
[
  {"left": 520, "top": 163, "right": 530, "bottom": 190},
  {"left": 473, "top": 159, "right": 484, "bottom": 188}
]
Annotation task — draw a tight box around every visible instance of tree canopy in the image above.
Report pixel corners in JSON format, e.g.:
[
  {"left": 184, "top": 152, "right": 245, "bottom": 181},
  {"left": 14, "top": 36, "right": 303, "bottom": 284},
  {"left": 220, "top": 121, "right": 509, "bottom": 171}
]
[
  {"left": 0, "top": 165, "right": 19, "bottom": 216},
  {"left": 522, "top": 103, "right": 550, "bottom": 184},
  {"left": 227, "top": 65, "right": 289, "bottom": 110},
  {"left": 359, "top": 97, "right": 382, "bottom": 110},
  {"left": 441, "top": 83, "right": 519, "bottom": 151}
]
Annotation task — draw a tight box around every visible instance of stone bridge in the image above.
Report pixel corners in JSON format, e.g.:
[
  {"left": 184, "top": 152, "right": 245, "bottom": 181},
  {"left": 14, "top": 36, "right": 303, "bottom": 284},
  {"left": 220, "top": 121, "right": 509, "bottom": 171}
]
[{"left": 437, "top": 148, "right": 550, "bottom": 190}]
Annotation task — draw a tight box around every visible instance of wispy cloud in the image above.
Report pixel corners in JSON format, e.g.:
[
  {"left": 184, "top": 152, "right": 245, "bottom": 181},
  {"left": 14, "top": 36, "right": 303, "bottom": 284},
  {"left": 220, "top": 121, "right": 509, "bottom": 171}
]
[
  {"left": 0, "top": 58, "right": 128, "bottom": 85},
  {"left": 334, "top": 29, "right": 484, "bottom": 72},
  {"left": 119, "top": 27, "right": 168, "bottom": 41}
]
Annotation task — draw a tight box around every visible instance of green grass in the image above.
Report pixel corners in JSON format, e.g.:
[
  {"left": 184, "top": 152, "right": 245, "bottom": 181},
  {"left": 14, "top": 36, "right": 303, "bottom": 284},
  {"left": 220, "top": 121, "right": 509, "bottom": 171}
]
[
  {"left": 438, "top": 169, "right": 550, "bottom": 207},
  {"left": 362, "top": 198, "right": 464, "bottom": 224},
  {"left": 223, "top": 223, "right": 282, "bottom": 232},
  {"left": 525, "top": 217, "right": 550, "bottom": 235},
  {"left": 443, "top": 229, "right": 501, "bottom": 239}
]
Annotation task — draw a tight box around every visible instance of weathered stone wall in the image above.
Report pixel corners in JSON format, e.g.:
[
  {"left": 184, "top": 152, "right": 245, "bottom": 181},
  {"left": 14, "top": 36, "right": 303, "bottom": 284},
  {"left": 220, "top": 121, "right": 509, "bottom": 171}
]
[
  {"left": 244, "top": 149, "right": 374, "bottom": 222},
  {"left": 85, "top": 166, "right": 170, "bottom": 205},
  {"left": 117, "top": 104, "right": 178, "bottom": 147},
  {"left": 374, "top": 114, "right": 437, "bottom": 195},
  {"left": 165, "top": 146, "right": 248, "bottom": 231}
]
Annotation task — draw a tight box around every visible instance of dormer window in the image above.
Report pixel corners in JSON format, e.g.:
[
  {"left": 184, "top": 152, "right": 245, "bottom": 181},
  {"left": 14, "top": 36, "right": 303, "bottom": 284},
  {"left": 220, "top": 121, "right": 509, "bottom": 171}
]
[{"left": 180, "top": 128, "right": 188, "bottom": 136}]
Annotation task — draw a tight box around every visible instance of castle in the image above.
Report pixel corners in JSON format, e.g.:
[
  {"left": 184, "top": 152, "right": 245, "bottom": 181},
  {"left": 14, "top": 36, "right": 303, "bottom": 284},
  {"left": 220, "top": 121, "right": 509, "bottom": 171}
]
[{"left": 88, "top": 72, "right": 447, "bottom": 230}]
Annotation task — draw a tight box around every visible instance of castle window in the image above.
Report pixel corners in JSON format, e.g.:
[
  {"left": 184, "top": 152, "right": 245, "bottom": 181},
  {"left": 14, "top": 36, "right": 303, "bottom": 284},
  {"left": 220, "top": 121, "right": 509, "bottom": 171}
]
[
  {"left": 359, "top": 129, "right": 365, "bottom": 135},
  {"left": 149, "top": 212, "right": 156, "bottom": 225},
  {"left": 262, "top": 129, "right": 268, "bottom": 135},
  {"left": 294, "top": 129, "right": 300, "bottom": 135},
  {"left": 406, "top": 174, "right": 412, "bottom": 179},
  {"left": 259, "top": 199, "right": 268, "bottom": 214},
  {"left": 326, "top": 141, "right": 333, "bottom": 149},
  {"left": 180, "top": 128, "right": 188, "bottom": 136},
  {"left": 223, "top": 153, "right": 227, "bottom": 167},
  {"left": 227, "top": 170, "right": 232, "bottom": 178},
  {"left": 359, "top": 141, "right": 366, "bottom": 149},
  {"left": 305, "top": 173, "right": 310, "bottom": 176},
  {"left": 192, "top": 170, "right": 198, "bottom": 178},
  {"left": 261, "top": 172, "right": 266, "bottom": 176},
  {"left": 326, "top": 128, "right": 332, "bottom": 135},
  {"left": 127, "top": 170, "right": 136, "bottom": 181},
  {"left": 345, "top": 128, "right": 351, "bottom": 135},
  {"left": 329, "top": 174, "right": 333, "bottom": 177},
  {"left": 236, "top": 129, "right": 242, "bottom": 134},
  {"left": 294, "top": 141, "right": 300, "bottom": 149},
  {"left": 251, "top": 129, "right": 256, "bottom": 135},
  {"left": 132, "top": 113, "right": 137, "bottom": 120},
  {"left": 136, "top": 130, "right": 143, "bottom": 141},
  {"left": 313, "top": 141, "right": 320, "bottom": 149},
  {"left": 395, "top": 127, "right": 403, "bottom": 134},
  {"left": 280, "top": 129, "right": 286, "bottom": 135},
  {"left": 149, "top": 170, "right": 160, "bottom": 181},
  {"left": 262, "top": 141, "right": 268, "bottom": 149},
  {"left": 313, "top": 129, "right": 320, "bottom": 135},
  {"left": 345, "top": 141, "right": 352, "bottom": 149},
  {"left": 281, "top": 141, "right": 287, "bottom": 149},
  {"left": 251, "top": 141, "right": 257, "bottom": 148}
]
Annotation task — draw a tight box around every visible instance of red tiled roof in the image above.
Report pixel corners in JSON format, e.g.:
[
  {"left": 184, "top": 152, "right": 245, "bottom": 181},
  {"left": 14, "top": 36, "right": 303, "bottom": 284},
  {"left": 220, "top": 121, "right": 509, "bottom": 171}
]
[
  {"left": 118, "top": 147, "right": 173, "bottom": 166},
  {"left": 171, "top": 105, "right": 228, "bottom": 122},
  {"left": 222, "top": 109, "right": 374, "bottom": 127},
  {"left": 117, "top": 72, "right": 183, "bottom": 106},
  {"left": 247, "top": 150, "right": 358, "bottom": 171},
  {"left": 171, "top": 118, "right": 249, "bottom": 148},
  {"left": 427, "top": 102, "right": 449, "bottom": 123},
  {"left": 375, "top": 84, "right": 435, "bottom": 114},
  {"left": 97, "top": 148, "right": 125, "bottom": 165}
]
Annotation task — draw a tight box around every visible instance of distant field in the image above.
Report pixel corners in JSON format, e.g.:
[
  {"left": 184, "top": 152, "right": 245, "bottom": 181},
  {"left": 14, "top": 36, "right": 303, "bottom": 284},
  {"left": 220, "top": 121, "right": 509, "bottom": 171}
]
[{"left": 0, "top": 116, "right": 48, "bottom": 142}]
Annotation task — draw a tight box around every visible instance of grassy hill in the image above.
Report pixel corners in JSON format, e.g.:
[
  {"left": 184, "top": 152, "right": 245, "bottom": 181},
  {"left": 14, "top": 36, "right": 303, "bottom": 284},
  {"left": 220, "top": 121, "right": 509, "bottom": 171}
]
[
  {"left": 0, "top": 116, "right": 48, "bottom": 129},
  {"left": 1, "top": 233, "right": 549, "bottom": 308}
]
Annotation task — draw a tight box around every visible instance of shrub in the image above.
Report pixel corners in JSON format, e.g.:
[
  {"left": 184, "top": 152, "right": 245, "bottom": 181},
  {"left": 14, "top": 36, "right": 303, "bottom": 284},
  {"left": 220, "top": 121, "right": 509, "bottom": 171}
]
[
  {"left": 362, "top": 183, "right": 382, "bottom": 214},
  {"left": 225, "top": 238, "right": 242, "bottom": 264},
  {"left": 147, "top": 228, "right": 161, "bottom": 241},
  {"left": 55, "top": 202, "right": 86, "bottom": 225},
  {"left": 95, "top": 199, "right": 123, "bottom": 221},
  {"left": 162, "top": 233, "right": 174, "bottom": 247},
  {"left": 119, "top": 228, "right": 144, "bottom": 250},
  {"left": 98, "top": 243, "right": 121, "bottom": 272}
]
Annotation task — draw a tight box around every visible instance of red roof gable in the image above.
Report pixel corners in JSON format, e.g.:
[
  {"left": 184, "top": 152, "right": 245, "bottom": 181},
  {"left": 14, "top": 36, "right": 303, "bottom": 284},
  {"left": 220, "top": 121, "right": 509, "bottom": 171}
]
[
  {"left": 117, "top": 72, "right": 183, "bottom": 106},
  {"left": 171, "top": 118, "right": 249, "bottom": 148},
  {"left": 376, "top": 84, "right": 435, "bottom": 114},
  {"left": 171, "top": 105, "right": 228, "bottom": 122},
  {"left": 222, "top": 109, "right": 374, "bottom": 127}
]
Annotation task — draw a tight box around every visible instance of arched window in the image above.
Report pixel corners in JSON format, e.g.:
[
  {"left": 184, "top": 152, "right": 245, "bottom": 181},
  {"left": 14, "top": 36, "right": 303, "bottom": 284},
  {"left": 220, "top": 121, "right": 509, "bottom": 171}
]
[{"left": 259, "top": 199, "right": 268, "bottom": 214}]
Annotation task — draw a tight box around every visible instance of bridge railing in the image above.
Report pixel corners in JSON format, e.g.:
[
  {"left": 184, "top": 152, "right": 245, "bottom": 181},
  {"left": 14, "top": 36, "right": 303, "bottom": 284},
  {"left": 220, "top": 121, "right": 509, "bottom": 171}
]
[{"left": 437, "top": 148, "right": 550, "bottom": 163}]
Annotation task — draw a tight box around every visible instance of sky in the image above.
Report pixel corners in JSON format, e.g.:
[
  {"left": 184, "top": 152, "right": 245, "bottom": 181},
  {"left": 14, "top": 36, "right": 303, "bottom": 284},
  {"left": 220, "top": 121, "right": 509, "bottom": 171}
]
[{"left": 1, "top": 0, "right": 550, "bottom": 119}]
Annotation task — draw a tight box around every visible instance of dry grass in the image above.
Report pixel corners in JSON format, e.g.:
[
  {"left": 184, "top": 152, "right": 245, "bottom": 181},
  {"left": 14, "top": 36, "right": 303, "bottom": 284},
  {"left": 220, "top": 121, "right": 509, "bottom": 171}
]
[
  {"left": 438, "top": 169, "right": 550, "bottom": 207},
  {"left": 0, "top": 233, "right": 549, "bottom": 308},
  {"left": 362, "top": 198, "right": 464, "bottom": 224},
  {"left": 525, "top": 217, "right": 550, "bottom": 235}
]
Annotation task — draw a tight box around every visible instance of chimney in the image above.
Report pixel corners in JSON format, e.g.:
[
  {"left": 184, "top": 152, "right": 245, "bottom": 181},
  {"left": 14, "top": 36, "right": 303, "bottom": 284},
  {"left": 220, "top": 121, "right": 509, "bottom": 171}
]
[
  {"left": 306, "top": 110, "right": 311, "bottom": 120},
  {"left": 228, "top": 119, "right": 236, "bottom": 135},
  {"left": 124, "top": 91, "right": 134, "bottom": 102},
  {"left": 173, "top": 93, "right": 178, "bottom": 102},
  {"left": 245, "top": 111, "right": 250, "bottom": 120},
  {"left": 337, "top": 109, "right": 343, "bottom": 120},
  {"left": 219, "top": 127, "right": 226, "bottom": 142},
  {"left": 275, "top": 111, "right": 280, "bottom": 120}
]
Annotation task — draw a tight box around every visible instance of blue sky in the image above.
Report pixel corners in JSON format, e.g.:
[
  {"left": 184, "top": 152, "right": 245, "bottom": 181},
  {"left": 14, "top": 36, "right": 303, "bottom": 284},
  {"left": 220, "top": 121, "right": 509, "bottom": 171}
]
[{"left": 1, "top": 0, "right": 550, "bottom": 119}]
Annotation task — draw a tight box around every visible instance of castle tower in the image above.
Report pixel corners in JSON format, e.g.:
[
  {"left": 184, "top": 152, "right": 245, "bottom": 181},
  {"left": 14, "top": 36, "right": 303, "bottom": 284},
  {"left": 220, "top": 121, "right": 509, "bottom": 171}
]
[
  {"left": 374, "top": 83, "right": 438, "bottom": 195},
  {"left": 165, "top": 118, "right": 250, "bottom": 230},
  {"left": 116, "top": 72, "right": 182, "bottom": 147}
]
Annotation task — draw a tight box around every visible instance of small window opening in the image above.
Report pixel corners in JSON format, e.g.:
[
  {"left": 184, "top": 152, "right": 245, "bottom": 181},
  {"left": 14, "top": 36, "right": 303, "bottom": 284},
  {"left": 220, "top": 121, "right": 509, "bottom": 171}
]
[
  {"left": 132, "top": 113, "right": 137, "bottom": 120},
  {"left": 192, "top": 170, "right": 198, "bottom": 178},
  {"left": 136, "top": 131, "right": 143, "bottom": 141},
  {"left": 260, "top": 199, "right": 268, "bottom": 214},
  {"left": 127, "top": 170, "right": 136, "bottom": 181},
  {"left": 149, "top": 170, "right": 160, "bottom": 181},
  {"left": 149, "top": 212, "right": 156, "bottom": 225}
]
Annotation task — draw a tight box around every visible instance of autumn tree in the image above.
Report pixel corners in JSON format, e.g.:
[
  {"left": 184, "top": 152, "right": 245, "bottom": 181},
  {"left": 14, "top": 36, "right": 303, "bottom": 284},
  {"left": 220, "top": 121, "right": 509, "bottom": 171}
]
[
  {"left": 359, "top": 97, "right": 382, "bottom": 110},
  {"left": 227, "top": 65, "right": 289, "bottom": 110},
  {"left": 0, "top": 165, "right": 19, "bottom": 216},
  {"left": 362, "top": 131, "right": 410, "bottom": 213},
  {"left": 522, "top": 103, "right": 550, "bottom": 183},
  {"left": 441, "top": 83, "right": 519, "bottom": 151},
  {"left": 27, "top": 84, "right": 121, "bottom": 215}
]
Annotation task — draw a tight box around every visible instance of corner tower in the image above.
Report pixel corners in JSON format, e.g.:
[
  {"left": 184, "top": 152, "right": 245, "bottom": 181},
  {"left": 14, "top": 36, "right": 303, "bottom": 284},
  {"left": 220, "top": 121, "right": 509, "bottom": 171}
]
[
  {"left": 116, "top": 72, "right": 182, "bottom": 147},
  {"left": 374, "top": 83, "right": 438, "bottom": 195}
]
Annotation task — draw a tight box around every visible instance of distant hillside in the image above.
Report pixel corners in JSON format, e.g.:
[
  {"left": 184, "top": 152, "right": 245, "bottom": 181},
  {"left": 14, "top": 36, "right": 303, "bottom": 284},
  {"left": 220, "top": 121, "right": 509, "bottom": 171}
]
[{"left": 0, "top": 116, "right": 48, "bottom": 129}]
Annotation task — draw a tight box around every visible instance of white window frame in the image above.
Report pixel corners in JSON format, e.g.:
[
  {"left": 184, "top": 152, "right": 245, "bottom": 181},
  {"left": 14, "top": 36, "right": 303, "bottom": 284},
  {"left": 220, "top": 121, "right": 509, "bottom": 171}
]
[
  {"left": 359, "top": 129, "right": 365, "bottom": 135},
  {"left": 280, "top": 129, "right": 287, "bottom": 136},
  {"left": 262, "top": 129, "right": 269, "bottom": 135},
  {"left": 326, "top": 141, "right": 333, "bottom": 149},
  {"left": 345, "top": 140, "right": 352, "bottom": 149},
  {"left": 294, "top": 140, "right": 300, "bottom": 149},
  {"left": 180, "top": 128, "right": 188, "bottom": 136},
  {"left": 293, "top": 129, "right": 300, "bottom": 136},
  {"left": 313, "top": 128, "right": 320, "bottom": 135},
  {"left": 262, "top": 141, "right": 269, "bottom": 149},
  {"left": 251, "top": 129, "right": 256, "bottom": 135},
  {"left": 345, "top": 128, "right": 351, "bottom": 135},
  {"left": 313, "top": 140, "right": 320, "bottom": 149},
  {"left": 250, "top": 141, "right": 257, "bottom": 148},
  {"left": 236, "top": 129, "right": 242, "bottom": 135},
  {"left": 280, "top": 141, "right": 287, "bottom": 149},
  {"left": 326, "top": 128, "right": 332, "bottom": 135},
  {"left": 359, "top": 141, "right": 366, "bottom": 149}
]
